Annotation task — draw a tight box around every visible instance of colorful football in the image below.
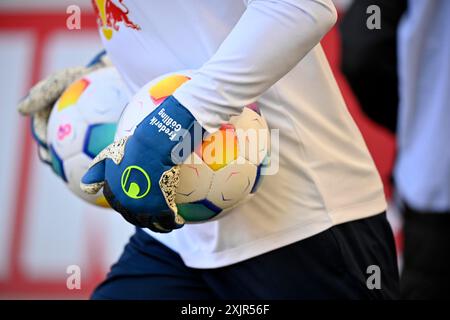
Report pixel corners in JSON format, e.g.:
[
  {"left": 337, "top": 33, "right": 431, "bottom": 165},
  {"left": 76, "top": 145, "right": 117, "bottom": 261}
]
[
  {"left": 47, "top": 67, "right": 130, "bottom": 207},
  {"left": 115, "top": 70, "right": 270, "bottom": 222}
]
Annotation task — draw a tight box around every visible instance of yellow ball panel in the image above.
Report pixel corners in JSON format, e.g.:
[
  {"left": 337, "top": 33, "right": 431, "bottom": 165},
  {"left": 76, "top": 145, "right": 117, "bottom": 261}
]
[
  {"left": 95, "top": 195, "right": 111, "bottom": 208},
  {"left": 199, "top": 125, "right": 239, "bottom": 171},
  {"left": 149, "top": 74, "right": 190, "bottom": 104},
  {"left": 57, "top": 78, "right": 90, "bottom": 111}
]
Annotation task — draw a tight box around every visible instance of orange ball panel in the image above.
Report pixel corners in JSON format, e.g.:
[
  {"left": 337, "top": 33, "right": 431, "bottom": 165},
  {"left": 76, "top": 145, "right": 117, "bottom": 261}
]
[{"left": 198, "top": 126, "right": 239, "bottom": 171}]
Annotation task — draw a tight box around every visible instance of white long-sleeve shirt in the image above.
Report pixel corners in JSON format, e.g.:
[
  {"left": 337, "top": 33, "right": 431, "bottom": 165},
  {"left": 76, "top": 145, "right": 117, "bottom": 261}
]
[
  {"left": 395, "top": 0, "right": 450, "bottom": 212},
  {"left": 94, "top": 0, "right": 386, "bottom": 268}
]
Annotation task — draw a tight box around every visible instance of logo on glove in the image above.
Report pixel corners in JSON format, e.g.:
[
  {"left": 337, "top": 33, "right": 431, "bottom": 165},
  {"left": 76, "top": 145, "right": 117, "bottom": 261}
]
[{"left": 121, "top": 165, "right": 151, "bottom": 199}]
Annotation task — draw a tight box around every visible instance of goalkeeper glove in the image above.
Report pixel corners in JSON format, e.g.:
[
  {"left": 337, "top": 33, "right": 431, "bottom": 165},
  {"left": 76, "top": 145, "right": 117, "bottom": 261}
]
[
  {"left": 17, "top": 51, "right": 111, "bottom": 164},
  {"left": 80, "top": 96, "right": 203, "bottom": 233}
]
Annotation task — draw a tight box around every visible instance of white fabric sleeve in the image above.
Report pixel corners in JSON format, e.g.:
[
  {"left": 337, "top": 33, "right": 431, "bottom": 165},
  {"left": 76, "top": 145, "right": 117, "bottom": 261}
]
[{"left": 173, "top": 0, "right": 337, "bottom": 131}]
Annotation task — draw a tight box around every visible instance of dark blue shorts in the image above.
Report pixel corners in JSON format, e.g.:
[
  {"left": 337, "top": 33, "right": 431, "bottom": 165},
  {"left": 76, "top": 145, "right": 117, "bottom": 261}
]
[{"left": 92, "top": 213, "right": 399, "bottom": 299}]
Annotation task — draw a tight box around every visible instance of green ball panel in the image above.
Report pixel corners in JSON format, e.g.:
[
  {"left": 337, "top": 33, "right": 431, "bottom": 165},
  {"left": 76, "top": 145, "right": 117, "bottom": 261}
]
[
  {"left": 49, "top": 145, "right": 67, "bottom": 182},
  {"left": 177, "top": 202, "right": 221, "bottom": 222},
  {"left": 85, "top": 123, "right": 117, "bottom": 158}
]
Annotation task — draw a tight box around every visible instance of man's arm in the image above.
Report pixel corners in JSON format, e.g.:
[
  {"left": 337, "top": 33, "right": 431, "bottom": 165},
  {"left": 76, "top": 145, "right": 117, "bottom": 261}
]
[{"left": 173, "top": 0, "right": 337, "bottom": 131}]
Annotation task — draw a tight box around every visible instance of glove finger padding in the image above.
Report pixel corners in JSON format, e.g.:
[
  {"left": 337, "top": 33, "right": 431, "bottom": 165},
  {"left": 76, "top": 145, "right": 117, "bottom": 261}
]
[{"left": 159, "top": 166, "right": 183, "bottom": 221}]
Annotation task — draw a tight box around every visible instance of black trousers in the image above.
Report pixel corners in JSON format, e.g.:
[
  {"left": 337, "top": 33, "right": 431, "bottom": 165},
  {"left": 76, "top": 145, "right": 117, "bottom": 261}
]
[
  {"left": 400, "top": 204, "right": 450, "bottom": 299},
  {"left": 92, "top": 212, "right": 399, "bottom": 299}
]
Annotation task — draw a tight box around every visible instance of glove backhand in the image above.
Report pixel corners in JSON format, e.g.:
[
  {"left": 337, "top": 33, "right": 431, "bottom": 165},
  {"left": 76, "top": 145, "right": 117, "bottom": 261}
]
[{"left": 80, "top": 96, "right": 201, "bottom": 233}]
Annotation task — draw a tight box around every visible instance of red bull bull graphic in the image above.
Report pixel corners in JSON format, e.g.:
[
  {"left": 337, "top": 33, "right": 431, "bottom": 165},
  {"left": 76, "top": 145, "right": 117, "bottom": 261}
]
[{"left": 92, "top": 0, "right": 140, "bottom": 40}]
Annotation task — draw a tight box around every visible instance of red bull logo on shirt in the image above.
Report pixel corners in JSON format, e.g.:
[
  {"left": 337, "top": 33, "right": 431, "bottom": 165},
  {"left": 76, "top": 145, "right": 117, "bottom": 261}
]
[{"left": 92, "top": 0, "right": 141, "bottom": 40}]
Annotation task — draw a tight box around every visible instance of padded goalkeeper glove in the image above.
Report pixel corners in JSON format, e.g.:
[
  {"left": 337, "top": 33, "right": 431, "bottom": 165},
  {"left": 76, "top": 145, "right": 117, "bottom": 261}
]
[{"left": 80, "top": 96, "right": 202, "bottom": 233}]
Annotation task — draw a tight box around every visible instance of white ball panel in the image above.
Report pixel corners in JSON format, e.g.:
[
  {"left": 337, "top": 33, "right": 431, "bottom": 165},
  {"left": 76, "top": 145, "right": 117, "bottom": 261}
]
[
  {"left": 47, "top": 106, "right": 88, "bottom": 159},
  {"left": 229, "top": 107, "right": 270, "bottom": 165},
  {"left": 77, "top": 68, "right": 130, "bottom": 124},
  {"left": 64, "top": 153, "right": 103, "bottom": 204},
  {"left": 207, "top": 157, "right": 257, "bottom": 209},
  {"left": 176, "top": 153, "right": 214, "bottom": 204},
  {"left": 114, "top": 89, "right": 154, "bottom": 140}
]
